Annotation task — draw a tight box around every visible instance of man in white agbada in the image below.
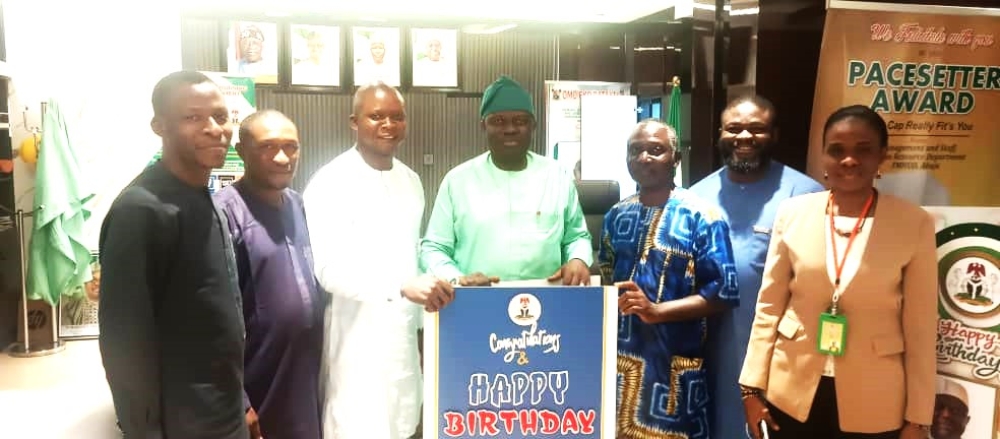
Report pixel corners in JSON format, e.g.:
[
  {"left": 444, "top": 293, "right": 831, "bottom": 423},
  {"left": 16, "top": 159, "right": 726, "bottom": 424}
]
[{"left": 304, "top": 82, "right": 455, "bottom": 439}]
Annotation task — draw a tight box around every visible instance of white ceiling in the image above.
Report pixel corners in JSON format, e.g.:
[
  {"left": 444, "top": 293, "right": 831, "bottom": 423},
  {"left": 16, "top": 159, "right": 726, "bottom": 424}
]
[{"left": 178, "top": 0, "right": 680, "bottom": 24}]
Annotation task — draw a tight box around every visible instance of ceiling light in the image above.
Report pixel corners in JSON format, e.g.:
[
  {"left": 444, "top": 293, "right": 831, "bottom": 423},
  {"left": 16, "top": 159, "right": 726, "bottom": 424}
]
[
  {"left": 177, "top": 1, "right": 674, "bottom": 23},
  {"left": 691, "top": 3, "right": 729, "bottom": 11},
  {"left": 674, "top": 1, "right": 695, "bottom": 19},
  {"left": 462, "top": 24, "right": 517, "bottom": 34},
  {"left": 731, "top": 7, "right": 759, "bottom": 16},
  {"left": 688, "top": 3, "right": 759, "bottom": 16}
]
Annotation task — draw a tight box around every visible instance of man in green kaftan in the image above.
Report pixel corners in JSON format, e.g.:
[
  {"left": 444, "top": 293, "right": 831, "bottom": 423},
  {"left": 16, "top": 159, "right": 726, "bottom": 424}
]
[{"left": 419, "top": 76, "right": 592, "bottom": 286}]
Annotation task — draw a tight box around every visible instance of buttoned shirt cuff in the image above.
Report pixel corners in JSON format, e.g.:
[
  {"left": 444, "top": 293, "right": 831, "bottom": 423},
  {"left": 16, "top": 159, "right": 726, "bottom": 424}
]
[{"left": 566, "top": 242, "right": 595, "bottom": 266}]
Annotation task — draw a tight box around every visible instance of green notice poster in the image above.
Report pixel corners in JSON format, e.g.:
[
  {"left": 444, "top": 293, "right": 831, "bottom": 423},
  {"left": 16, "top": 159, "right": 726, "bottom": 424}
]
[{"left": 148, "top": 72, "right": 256, "bottom": 193}]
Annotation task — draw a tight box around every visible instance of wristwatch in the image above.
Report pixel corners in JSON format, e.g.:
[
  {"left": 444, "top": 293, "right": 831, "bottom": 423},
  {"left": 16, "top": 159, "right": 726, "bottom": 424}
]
[{"left": 739, "top": 385, "right": 763, "bottom": 400}]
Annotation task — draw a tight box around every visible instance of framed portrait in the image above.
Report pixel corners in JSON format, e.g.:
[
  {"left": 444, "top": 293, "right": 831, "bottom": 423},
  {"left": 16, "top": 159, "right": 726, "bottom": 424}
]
[
  {"left": 934, "top": 374, "right": 997, "bottom": 439},
  {"left": 410, "top": 28, "right": 459, "bottom": 89},
  {"left": 59, "top": 251, "right": 101, "bottom": 339},
  {"left": 291, "top": 24, "right": 341, "bottom": 87},
  {"left": 227, "top": 21, "right": 279, "bottom": 84},
  {"left": 352, "top": 26, "right": 401, "bottom": 87}
]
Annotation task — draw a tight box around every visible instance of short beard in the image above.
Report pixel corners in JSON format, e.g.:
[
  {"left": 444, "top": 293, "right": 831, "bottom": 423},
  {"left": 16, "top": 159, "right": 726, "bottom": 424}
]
[
  {"left": 719, "top": 138, "right": 770, "bottom": 174},
  {"left": 725, "top": 155, "right": 765, "bottom": 174}
]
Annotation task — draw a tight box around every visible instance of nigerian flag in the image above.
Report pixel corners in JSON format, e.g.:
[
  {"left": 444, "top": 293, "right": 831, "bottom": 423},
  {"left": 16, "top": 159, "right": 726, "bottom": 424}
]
[
  {"left": 26, "top": 99, "right": 95, "bottom": 305},
  {"left": 666, "top": 78, "right": 682, "bottom": 142}
]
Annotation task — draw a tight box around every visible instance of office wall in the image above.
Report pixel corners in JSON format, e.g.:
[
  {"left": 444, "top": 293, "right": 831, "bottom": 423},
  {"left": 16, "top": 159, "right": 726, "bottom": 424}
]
[
  {"left": 181, "top": 18, "right": 557, "bottom": 224},
  {"left": 558, "top": 23, "right": 706, "bottom": 184},
  {"left": 0, "top": 2, "right": 182, "bottom": 346}
]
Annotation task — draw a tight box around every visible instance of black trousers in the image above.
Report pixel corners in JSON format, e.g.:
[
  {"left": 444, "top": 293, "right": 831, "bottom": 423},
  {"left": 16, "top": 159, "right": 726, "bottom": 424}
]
[{"left": 767, "top": 377, "right": 901, "bottom": 439}]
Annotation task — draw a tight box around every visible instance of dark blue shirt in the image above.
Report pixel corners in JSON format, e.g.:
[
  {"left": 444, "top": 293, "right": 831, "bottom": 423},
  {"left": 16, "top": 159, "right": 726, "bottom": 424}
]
[{"left": 215, "top": 182, "right": 324, "bottom": 439}]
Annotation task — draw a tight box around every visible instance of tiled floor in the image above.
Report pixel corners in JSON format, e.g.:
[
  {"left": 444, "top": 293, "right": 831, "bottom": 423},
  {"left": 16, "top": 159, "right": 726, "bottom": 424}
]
[{"left": 0, "top": 340, "right": 119, "bottom": 439}]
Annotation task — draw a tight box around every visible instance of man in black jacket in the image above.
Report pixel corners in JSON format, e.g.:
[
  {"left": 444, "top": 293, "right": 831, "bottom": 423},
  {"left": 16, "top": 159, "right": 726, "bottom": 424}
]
[{"left": 99, "top": 70, "right": 246, "bottom": 439}]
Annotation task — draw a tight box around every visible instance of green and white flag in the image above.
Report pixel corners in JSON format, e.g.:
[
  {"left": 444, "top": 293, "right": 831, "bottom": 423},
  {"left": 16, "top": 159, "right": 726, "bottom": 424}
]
[{"left": 666, "top": 80, "right": 682, "bottom": 145}]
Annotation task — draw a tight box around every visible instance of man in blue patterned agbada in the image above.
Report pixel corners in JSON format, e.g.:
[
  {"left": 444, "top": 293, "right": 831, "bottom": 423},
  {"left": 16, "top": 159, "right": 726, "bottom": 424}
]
[{"left": 599, "top": 119, "right": 739, "bottom": 439}]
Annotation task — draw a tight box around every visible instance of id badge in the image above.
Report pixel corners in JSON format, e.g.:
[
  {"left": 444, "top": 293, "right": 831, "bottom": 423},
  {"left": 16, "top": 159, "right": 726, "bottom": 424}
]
[{"left": 817, "top": 313, "right": 848, "bottom": 356}]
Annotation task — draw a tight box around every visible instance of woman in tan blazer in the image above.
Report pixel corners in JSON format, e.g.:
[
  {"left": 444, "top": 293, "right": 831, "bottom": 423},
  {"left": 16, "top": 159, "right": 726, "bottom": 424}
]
[{"left": 739, "top": 105, "right": 937, "bottom": 439}]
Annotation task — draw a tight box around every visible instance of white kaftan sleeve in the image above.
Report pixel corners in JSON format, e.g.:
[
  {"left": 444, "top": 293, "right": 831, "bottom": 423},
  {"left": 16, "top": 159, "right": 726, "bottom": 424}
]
[{"left": 303, "top": 167, "right": 401, "bottom": 303}]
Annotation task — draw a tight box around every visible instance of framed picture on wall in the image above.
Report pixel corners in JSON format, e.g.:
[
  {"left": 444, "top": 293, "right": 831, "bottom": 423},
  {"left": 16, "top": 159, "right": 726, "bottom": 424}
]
[
  {"left": 59, "top": 251, "right": 101, "bottom": 339},
  {"left": 933, "top": 374, "right": 997, "bottom": 439},
  {"left": 352, "top": 26, "right": 401, "bottom": 87},
  {"left": 290, "top": 24, "right": 342, "bottom": 87},
  {"left": 227, "top": 21, "right": 279, "bottom": 84},
  {"left": 410, "top": 28, "right": 459, "bottom": 89}
]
